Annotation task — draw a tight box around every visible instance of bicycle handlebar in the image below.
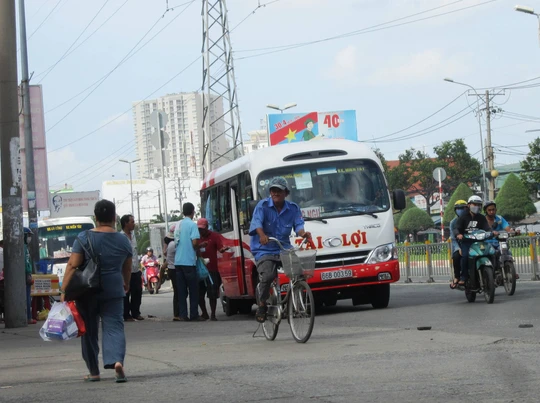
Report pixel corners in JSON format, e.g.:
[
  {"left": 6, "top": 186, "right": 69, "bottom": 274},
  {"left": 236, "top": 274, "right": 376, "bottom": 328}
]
[{"left": 267, "top": 236, "right": 310, "bottom": 251}]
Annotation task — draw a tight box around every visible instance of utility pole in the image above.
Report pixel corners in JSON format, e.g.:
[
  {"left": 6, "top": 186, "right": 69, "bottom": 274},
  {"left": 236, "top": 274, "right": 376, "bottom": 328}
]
[
  {"left": 136, "top": 191, "right": 141, "bottom": 228},
  {"left": 177, "top": 177, "right": 183, "bottom": 211},
  {"left": 485, "top": 90, "right": 495, "bottom": 201},
  {"left": 19, "top": 0, "right": 39, "bottom": 264},
  {"left": 157, "top": 190, "right": 162, "bottom": 219},
  {"left": 1, "top": 0, "right": 26, "bottom": 328}
]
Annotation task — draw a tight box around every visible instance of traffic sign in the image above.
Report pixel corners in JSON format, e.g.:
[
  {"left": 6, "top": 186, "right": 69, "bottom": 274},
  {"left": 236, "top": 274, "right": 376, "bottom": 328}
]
[{"left": 432, "top": 167, "right": 446, "bottom": 182}]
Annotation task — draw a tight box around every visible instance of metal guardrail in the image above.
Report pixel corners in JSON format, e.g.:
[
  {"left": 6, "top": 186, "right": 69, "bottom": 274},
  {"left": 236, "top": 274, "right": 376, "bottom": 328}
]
[{"left": 397, "top": 236, "right": 540, "bottom": 282}]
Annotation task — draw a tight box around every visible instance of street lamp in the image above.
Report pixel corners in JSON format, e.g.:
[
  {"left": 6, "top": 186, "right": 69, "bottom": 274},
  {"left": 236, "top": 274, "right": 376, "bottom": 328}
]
[
  {"left": 119, "top": 158, "right": 140, "bottom": 216},
  {"left": 515, "top": 5, "right": 540, "bottom": 46},
  {"left": 266, "top": 102, "right": 297, "bottom": 114},
  {"left": 443, "top": 78, "right": 489, "bottom": 201}
]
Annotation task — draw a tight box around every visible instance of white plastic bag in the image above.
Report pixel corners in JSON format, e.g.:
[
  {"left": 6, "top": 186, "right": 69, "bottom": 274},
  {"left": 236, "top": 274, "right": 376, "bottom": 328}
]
[{"left": 39, "top": 302, "right": 78, "bottom": 342}]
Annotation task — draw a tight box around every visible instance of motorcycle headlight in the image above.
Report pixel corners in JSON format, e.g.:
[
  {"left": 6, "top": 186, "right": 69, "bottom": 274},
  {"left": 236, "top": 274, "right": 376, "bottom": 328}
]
[
  {"left": 498, "top": 232, "right": 509, "bottom": 240},
  {"left": 475, "top": 233, "right": 486, "bottom": 241},
  {"left": 366, "top": 243, "right": 397, "bottom": 264}
]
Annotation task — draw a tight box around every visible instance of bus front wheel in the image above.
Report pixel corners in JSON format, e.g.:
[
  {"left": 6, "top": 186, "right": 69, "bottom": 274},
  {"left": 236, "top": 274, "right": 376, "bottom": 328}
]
[{"left": 370, "top": 284, "right": 390, "bottom": 309}]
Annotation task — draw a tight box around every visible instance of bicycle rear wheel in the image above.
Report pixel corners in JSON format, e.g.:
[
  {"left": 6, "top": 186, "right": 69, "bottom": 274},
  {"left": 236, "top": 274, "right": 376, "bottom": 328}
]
[
  {"left": 262, "top": 285, "right": 280, "bottom": 341},
  {"left": 288, "top": 280, "right": 315, "bottom": 343}
]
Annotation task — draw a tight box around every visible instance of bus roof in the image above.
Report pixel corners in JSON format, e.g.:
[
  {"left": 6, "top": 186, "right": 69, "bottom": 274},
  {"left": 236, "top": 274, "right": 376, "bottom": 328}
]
[
  {"left": 201, "top": 139, "right": 380, "bottom": 190},
  {"left": 38, "top": 216, "right": 96, "bottom": 227}
]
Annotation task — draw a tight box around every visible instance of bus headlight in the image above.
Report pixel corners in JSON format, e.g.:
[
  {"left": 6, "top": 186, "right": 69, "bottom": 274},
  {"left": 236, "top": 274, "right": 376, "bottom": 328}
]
[{"left": 366, "top": 243, "right": 397, "bottom": 264}]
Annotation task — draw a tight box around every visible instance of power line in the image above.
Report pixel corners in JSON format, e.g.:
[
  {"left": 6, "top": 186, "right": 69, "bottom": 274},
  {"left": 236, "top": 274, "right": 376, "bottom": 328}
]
[
  {"left": 45, "top": 0, "right": 195, "bottom": 116},
  {"left": 30, "top": 0, "right": 55, "bottom": 20},
  {"left": 235, "top": 0, "right": 497, "bottom": 60},
  {"left": 28, "top": 0, "right": 67, "bottom": 40},
  {"left": 36, "top": 0, "right": 126, "bottom": 82},
  {"left": 48, "top": 55, "right": 201, "bottom": 153},
  {"left": 45, "top": 1, "right": 196, "bottom": 133},
  {"left": 229, "top": 0, "right": 281, "bottom": 33}
]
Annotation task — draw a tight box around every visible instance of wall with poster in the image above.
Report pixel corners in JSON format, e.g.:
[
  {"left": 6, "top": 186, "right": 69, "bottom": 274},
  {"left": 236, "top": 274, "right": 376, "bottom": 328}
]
[
  {"left": 267, "top": 110, "right": 357, "bottom": 146},
  {"left": 19, "top": 85, "right": 50, "bottom": 212},
  {"left": 49, "top": 191, "right": 100, "bottom": 218}
]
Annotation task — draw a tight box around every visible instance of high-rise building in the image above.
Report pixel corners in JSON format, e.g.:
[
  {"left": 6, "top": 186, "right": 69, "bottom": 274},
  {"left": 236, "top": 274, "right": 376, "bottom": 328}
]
[{"left": 132, "top": 92, "right": 229, "bottom": 182}]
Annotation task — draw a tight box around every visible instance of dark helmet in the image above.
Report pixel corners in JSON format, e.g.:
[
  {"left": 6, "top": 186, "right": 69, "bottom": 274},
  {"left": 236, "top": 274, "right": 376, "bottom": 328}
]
[
  {"left": 146, "top": 247, "right": 153, "bottom": 252},
  {"left": 483, "top": 200, "right": 496, "bottom": 213}
]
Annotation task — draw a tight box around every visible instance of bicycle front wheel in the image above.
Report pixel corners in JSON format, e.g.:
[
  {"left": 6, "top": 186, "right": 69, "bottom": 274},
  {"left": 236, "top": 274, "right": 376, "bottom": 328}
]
[{"left": 288, "top": 280, "right": 315, "bottom": 343}]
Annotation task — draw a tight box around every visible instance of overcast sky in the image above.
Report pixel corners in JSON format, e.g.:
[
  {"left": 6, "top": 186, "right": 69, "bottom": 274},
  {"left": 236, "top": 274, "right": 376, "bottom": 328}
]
[{"left": 20, "top": 0, "right": 540, "bottom": 192}]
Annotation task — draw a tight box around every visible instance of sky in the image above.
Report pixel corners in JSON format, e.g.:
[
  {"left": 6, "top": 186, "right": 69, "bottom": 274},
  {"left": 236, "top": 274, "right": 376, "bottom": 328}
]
[{"left": 19, "top": 0, "right": 540, "bottom": 195}]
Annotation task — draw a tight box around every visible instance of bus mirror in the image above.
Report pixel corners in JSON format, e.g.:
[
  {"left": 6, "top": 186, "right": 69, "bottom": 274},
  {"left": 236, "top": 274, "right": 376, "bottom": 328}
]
[
  {"left": 393, "top": 189, "right": 406, "bottom": 211},
  {"left": 248, "top": 200, "right": 258, "bottom": 219}
]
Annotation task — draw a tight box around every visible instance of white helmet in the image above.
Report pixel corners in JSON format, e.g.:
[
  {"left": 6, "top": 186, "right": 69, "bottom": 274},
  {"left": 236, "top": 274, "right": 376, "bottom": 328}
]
[{"left": 467, "top": 195, "right": 483, "bottom": 205}]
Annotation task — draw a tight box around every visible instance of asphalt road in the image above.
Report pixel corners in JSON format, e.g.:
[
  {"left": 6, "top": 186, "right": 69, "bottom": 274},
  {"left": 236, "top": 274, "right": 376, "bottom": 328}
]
[{"left": 1, "top": 282, "right": 539, "bottom": 402}]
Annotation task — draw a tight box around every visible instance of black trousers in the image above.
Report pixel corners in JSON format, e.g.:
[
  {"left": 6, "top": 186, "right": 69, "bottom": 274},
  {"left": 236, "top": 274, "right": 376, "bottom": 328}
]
[
  {"left": 124, "top": 272, "right": 143, "bottom": 319},
  {"left": 168, "top": 268, "right": 179, "bottom": 318},
  {"left": 452, "top": 250, "right": 461, "bottom": 280}
]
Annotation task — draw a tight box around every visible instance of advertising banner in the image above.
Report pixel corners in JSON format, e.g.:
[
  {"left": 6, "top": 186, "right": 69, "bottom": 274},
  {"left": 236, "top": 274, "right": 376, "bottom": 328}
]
[
  {"left": 49, "top": 191, "right": 100, "bottom": 218},
  {"left": 268, "top": 110, "right": 357, "bottom": 146},
  {"left": 19, "top": 85, "right": 50, "bottom": 211}
]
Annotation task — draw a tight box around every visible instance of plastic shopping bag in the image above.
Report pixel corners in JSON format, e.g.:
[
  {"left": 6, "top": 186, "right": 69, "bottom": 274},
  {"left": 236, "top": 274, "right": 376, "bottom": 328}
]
[
  {"left": 66, "top": 301, "right": 86, "bottom": 337},
  {"left": 39, "top": 302, "right": 79, "bottom": 342}
]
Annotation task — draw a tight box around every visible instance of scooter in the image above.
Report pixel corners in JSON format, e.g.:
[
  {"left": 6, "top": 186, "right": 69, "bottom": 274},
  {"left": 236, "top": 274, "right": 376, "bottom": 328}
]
[
  {"left": 144, "top": 261, "right": 161, "bottom": 295},
  {"left": 493, "top": 231, "right": 517, "bottom": 296},
  {"left": 460, "top": 230, "right": 497, "bottom": 304}
]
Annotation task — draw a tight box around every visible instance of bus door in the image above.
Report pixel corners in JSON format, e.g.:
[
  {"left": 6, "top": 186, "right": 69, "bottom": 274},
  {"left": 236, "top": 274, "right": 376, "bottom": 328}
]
[{"left": 229, "top": 185, "right": 247, "bottom": 295}]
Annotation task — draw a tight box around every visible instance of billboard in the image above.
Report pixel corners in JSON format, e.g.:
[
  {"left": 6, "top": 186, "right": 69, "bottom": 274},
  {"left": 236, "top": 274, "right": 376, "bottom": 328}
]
[
  {"left": 49, "top": 191, "right": 100, "bottom": 218},
  {"left": 19, "top": 85, "right": 50, "bottom": 212},
  {"left": 268, "top": 110, "right": 357, "bottom": 146}
]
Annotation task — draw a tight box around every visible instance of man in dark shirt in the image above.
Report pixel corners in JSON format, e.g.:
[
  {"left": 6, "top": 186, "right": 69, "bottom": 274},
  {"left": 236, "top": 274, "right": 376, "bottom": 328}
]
[{"left": 455, "top": 195, "right": 492, "bottom": 285}]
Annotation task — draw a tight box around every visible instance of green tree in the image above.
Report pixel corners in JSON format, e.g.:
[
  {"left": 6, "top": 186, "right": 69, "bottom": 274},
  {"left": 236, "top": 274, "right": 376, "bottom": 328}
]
[
  {"left": 443, "top": 183, "right": 474, "bottom": 226},
  {"left": 372, "top": 148, "right": 389, "bottom": 173},
  {"left": 434, "top": 139, "right": 481, "bottom": 194},
  {"left": 520, "top": 137, "right": 540, "bottom": 195},
  {"left": 398, "top": 207, "right": 434, "bottom": 241},
  {"left": 137, "top": 228, "right": 150, "bottom": 253},
  {"left": 495, "top": 173, "right": 536, "bottom": 224},
  {"left": 393, "top": 197, "right": 415, "bottom": 228},
  {"left": 150, "top": 210, "right": 184, "bottom": 224}
]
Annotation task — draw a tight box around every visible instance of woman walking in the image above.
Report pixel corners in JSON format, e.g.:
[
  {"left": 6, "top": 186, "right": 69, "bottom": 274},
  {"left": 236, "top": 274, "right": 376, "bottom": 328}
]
[{"left": 60, "top": 199, "right": 132, "bottom": 383}]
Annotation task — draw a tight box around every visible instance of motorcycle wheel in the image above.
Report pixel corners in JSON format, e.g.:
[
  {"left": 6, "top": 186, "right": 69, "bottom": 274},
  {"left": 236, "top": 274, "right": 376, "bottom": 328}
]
[
  {"left": 503, "top": 262, "right": 517, "bottom": 296},
  {"left": 148, "top": 282, "right": 154, "bottom": 295},
  {"left": 482, "top": 266, "right": 495, "bottom": 304},
  {"left": 465, "top": 287, "right": 476, "bottom": 303}
]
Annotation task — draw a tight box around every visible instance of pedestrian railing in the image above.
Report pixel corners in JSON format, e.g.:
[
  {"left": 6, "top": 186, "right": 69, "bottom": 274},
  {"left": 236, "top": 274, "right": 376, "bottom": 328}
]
[{"left": 397, "top": 236, "right": 540, "bottom": 282}]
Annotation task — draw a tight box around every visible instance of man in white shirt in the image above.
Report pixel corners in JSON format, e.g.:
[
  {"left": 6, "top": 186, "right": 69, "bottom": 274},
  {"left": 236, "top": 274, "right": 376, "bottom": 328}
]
[{"left": 121, "top": 215, "right": 144, "bottom": 322}]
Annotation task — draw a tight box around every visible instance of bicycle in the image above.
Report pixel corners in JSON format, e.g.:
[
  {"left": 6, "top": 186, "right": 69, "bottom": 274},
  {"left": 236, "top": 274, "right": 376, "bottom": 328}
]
[{"left": 259, "top": 237, "right": 316, "bottom": 343}]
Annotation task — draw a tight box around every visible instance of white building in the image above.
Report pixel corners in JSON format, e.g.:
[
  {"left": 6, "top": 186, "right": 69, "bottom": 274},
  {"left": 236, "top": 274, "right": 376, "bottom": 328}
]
[
  {"left": 101, "top": 178, "right": 202, "bottom": 224},
  {"left": 132, "top": 92, "right": 229, "bottom": 183},
  {"left": 243, "top": 129, "right": 269, "bottom": 154}
]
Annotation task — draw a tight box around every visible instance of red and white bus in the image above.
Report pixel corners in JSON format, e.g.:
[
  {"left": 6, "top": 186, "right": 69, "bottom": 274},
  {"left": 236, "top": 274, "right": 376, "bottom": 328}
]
[{"left": 200, "top": 139, "right": 405, "bottom": 315}]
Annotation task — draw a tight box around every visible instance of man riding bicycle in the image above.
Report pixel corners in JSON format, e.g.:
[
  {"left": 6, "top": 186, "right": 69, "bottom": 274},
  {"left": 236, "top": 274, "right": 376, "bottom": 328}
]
[{"left": 249, "top": 176, "right": 312, "bottom": 323}]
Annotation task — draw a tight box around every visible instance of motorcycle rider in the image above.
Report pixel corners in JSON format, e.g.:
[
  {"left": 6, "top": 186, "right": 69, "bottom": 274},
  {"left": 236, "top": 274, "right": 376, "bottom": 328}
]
[
  {"left": 449, "top": 200, "right": 468, "bottom": 289},
  {"left": 141, "top": 247, "right": 159, "bottom": 286},
  {"left": 483, "top": 201, "right": 519, "bottom": 279},
  {"left": 455, "top": 195, "right": 492, "bottom": 285}
]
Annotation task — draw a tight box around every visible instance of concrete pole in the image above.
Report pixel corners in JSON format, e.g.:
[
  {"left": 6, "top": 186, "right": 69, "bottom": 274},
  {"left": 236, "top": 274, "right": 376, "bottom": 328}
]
[
  {"left": 19, "top": 0, "right": 39, "bottom": 264},
  {"left": 1, "top": 0, "right": 27, "bottom": 328},
  {"left": 485, "top": 90, "right": 495, "bottom": 201}
]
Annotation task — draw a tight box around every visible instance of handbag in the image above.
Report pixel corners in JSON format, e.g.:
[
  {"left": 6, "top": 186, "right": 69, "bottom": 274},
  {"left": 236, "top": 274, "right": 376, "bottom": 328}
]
[
  {"left": 65, "top": 231, "right": 102, "bottom": 301},
  {"left": 196, "top": 257, "right": 211, "bottom": 283}
]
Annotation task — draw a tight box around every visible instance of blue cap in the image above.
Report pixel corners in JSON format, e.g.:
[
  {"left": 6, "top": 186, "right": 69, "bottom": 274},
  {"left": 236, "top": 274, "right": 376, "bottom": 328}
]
[
  {"left": 269, "top": 177, "right": 288, "bottom": 191},
  {"left": 23, "top": 227, "right": 32, "bottom": 234}
]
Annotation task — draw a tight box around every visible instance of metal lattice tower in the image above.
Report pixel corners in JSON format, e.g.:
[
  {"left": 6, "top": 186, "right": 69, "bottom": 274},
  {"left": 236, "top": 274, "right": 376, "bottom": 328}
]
[{"left": 201, "top": 0, "right": 244, "bottom": 176}]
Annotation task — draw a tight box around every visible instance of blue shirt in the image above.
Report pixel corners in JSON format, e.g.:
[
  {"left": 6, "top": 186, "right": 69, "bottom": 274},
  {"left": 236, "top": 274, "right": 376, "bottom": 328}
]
[
  {"left": 487, "top": 214, "right": 510, "bottom": 247},
  {"left": 174, "top": 217, "right": 200, "bottom": 266},
  {"left": 449, "top": 217, "right": 460, "bottom": 254},
  {"left": 249, "top": 197, "right": 305, "bottom": 261},
  {"left": 72, "top": 231, "right": 132, "bottom": 300}
]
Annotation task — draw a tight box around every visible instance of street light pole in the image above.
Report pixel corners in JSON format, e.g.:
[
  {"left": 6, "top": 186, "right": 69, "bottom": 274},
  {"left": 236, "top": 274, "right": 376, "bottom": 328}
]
[
  {"left": 119, "top": 158, "right": 140, "bottom": 216},
  {"left": 266, "top": 103, "right": 297, "bottom": 114},
  {"left": 515, "top": 5, "right": 540, "bottom": 46},
  {"left": 443, "top": 78, "right": 489, "bottom": 201}
]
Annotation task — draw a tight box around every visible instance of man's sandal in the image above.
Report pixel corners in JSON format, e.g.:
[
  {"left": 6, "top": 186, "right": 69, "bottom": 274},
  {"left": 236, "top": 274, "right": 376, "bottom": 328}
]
[
  {"left": 450, "top": 279, "right": 459, "bottom": 289},
  {"left": 255, "top": 306, "right": 267, "bottom": 323}
]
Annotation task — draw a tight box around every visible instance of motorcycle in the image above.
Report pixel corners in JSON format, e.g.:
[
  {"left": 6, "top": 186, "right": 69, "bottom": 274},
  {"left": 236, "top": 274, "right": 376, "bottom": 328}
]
[
  {"left": 460, "top": 230, "right": 497, "bottom": 304},
  {"left": 144, "top": 260, "right": 160, "bottom": 295},
  {"left": 493, "top": 231, "right": 517, "bottom": 296}
]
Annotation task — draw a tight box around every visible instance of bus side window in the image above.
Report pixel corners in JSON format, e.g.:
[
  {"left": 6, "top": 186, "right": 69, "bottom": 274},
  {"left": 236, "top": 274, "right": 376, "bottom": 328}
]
[
  {"left": 204, "top": 188, "right": 219, "bottom": 231},
  {"left": 219, "top": 183, "right": 232, "bottom": 232}
]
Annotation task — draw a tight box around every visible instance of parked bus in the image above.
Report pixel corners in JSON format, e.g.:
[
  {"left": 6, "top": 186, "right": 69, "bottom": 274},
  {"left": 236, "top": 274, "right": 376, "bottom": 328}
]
[
  {"left": 38, "top": 217, "right": 96, "bottom": 286},
  {"left": 200, "top": 139, "right": 405, "bottom": 316}
]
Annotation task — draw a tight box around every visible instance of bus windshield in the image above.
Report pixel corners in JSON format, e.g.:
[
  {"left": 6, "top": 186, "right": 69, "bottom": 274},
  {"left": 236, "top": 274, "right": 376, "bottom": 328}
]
[
  {"left": 256, "top": 159, "right": 390, "bottom": 219},
  {"left": 38, "top": 223, "right": 95, "bottom": 260}
]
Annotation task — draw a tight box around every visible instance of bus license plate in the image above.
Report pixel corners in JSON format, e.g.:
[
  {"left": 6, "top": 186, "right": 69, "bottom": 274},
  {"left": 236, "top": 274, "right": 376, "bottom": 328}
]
[{"left": 321, "top": 269, "right": 353, "bottom": 281}]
